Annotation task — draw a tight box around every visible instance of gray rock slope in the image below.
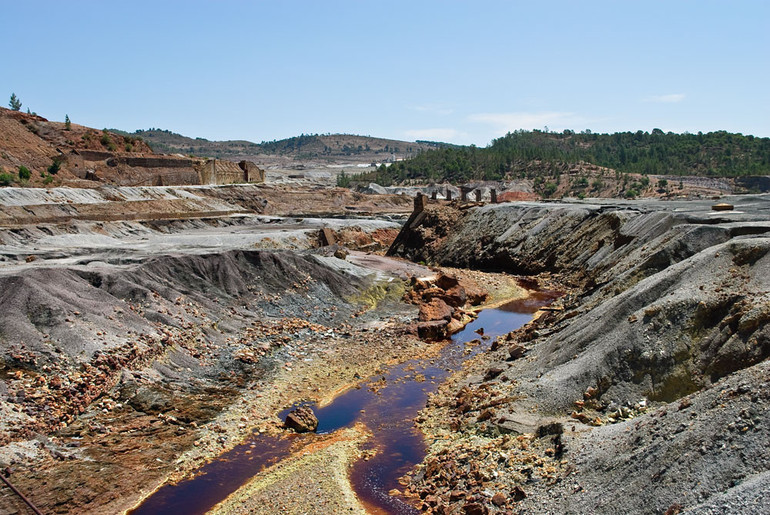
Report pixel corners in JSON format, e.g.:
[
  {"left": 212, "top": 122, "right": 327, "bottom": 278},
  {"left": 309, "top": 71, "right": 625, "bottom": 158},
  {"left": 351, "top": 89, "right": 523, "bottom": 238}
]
[{"left": 393, "top": 195, "right": 770, "bottom": 513}]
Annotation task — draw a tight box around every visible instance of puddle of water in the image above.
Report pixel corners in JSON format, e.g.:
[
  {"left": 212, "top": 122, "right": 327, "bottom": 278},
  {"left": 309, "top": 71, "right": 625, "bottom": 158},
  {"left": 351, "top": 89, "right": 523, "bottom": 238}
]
[{"left": 130, "top": 291, "right": 557, "bottom": 515}]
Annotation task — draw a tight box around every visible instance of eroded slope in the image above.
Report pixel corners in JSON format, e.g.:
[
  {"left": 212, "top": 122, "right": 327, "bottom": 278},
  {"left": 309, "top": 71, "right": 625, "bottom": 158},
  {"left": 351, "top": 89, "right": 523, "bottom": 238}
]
[{"left": 390, "top": 195, "right": 770, "bottom": 513}]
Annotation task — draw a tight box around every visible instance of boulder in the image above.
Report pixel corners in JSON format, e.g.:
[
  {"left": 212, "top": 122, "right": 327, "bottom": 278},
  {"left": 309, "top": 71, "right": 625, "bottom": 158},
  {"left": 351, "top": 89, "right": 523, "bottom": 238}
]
[
  {"left": 419, "top": 298, "right": 453, "bottom": 322},
  {"left": 435, "top": 273, "right": 460, "bottom": 290},
  {"left": 484, "top": 367, "right": 504, "bottom": 381},
  {"left": 446, "top": 318, "right": 466, "bottom": 335},
  {"left": 284, "top": 406, "right": 318, "bottom": 433},
  {"left": 462, "top": 282, "right": 488, "bottom": 305},
  {"left": 441, "top": 285, "right": 467, "bottom": 307},
  {"left": 417, "top": 320, "right": 449, "bottom": 340}
]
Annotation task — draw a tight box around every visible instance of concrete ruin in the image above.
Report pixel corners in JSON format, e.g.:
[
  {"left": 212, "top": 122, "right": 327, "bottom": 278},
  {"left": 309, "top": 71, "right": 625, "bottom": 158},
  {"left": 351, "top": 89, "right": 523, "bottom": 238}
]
[
  {"left": 68, "top": 150, "right": 199, "bottom": 186},
  {"left": 67, "top": 150, "right": 265, "bottom": 186},
  {"left": 196, "top": 159, "right": 265, "bottom": 185}
]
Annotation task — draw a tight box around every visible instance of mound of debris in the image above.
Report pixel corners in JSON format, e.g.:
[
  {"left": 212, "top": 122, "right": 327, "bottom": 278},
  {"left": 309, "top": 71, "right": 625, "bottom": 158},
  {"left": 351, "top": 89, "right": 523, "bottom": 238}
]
[{"left": 405, "top": 272, "right": 488, "bottom": 340}]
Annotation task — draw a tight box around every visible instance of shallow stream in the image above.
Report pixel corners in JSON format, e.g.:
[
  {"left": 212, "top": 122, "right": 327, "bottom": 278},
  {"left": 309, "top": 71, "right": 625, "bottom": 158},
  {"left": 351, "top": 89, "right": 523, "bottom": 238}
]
[{"left": 130, "top": 291, "right": 556, "bottom": 514}]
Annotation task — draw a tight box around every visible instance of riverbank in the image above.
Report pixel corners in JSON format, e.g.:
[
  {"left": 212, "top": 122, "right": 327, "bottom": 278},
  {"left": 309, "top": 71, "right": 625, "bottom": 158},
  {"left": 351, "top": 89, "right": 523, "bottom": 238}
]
[{"left": 128, "top": 267, "right": 533, "bottom": 514}]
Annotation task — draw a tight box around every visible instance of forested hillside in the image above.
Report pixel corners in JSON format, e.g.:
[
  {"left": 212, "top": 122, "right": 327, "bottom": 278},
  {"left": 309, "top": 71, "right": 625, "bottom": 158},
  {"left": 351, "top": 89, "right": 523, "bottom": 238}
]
[{"left": 360, "top": 130, "right": 770, "bottom": 185}]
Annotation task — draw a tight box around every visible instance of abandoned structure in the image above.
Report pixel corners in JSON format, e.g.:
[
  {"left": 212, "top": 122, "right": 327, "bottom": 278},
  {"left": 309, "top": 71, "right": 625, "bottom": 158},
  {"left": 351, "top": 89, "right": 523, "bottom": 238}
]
[
  {"left": 67, "top": 150, "right": 264, "bottom": 186},
  {"left": 197, "top": 159, "right": 265, "bottom": 185}
]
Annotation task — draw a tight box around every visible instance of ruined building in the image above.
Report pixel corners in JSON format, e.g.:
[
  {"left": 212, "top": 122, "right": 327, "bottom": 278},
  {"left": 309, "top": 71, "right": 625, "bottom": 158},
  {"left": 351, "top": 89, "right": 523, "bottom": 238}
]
[
  {"left": 67, "top": 150, "right": 264, "bottom": 186},
  {"left": 196, "top": 159, "right": 265, "bottom": 185}
]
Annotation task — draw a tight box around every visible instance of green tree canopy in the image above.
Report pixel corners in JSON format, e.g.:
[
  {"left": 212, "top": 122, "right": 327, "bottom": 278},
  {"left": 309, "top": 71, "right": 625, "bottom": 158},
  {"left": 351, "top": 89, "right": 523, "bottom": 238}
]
[{"left": 9, "top": 93, "right": 21, "bottom": 111}]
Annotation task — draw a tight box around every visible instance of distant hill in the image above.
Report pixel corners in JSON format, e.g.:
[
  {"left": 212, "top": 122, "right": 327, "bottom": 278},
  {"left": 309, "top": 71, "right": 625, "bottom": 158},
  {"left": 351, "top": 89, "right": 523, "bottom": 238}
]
[
  {"left": 360, "top": 129, "right": 770, "bottom": 186},
  {"left": 112, "top": 129, "right": 449, "bottom": 163}
]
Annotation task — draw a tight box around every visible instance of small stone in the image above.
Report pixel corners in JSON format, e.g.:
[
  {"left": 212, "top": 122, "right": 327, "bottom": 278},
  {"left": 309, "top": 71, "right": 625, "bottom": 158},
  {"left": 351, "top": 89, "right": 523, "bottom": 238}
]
[
  {"left": 508, "top": 344, "right": 526, "bottom": 360},
  {"left": 463, "top": 502, "right": 488, "bottom": 515},
  {"left": 511, "top": 486, "right": 526, "bottom": 501},
  {"left": 491, "top": 492, "right": 506, "bottom": 506}
]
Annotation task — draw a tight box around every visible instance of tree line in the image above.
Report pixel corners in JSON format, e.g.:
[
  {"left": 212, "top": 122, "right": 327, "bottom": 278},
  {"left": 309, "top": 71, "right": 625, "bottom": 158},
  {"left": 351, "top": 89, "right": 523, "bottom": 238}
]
[{"left": 356, "top": 129, "right": 770, "bottom": 185}]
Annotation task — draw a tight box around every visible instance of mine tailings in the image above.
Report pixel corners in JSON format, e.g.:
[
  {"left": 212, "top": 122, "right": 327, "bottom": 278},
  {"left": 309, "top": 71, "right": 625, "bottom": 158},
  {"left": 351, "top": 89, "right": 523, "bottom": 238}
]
[{"left": 129, "top": 289, "right": 557, "bottom": 515}]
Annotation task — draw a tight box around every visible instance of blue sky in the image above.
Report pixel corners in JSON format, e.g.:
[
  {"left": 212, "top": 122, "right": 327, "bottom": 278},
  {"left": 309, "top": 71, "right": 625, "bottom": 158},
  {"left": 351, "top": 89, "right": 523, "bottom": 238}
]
[{"left": 3, "top": 1, "right": 769, "bottom": 146}]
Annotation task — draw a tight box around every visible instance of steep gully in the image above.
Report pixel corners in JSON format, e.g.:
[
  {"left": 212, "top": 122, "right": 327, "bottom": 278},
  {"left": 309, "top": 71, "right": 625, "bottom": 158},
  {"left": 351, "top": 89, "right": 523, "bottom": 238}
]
[{"left": 130, "top": 292, "right": 557, "bottom": 514}]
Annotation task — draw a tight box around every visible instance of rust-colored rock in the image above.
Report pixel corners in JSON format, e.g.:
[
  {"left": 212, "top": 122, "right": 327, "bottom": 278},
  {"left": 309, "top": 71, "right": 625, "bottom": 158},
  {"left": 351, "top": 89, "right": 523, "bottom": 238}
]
[
  {"left": 435, "top": 273, "right": 460, "bottom": 290},
  {"left": 418, "top": 320, "right": 449, "bottom": 340},
  {"left": 463, "top": 502, "right": 488, "bottom": 515},
  {"left": 446, "top": 318, "right": 466, "bottom": 335},
  {"left": 283, "top": 406, "right": 318, "bottom": 433},
  {"left": 462, "top": 282, "right": 488, "bottom": 306},
  {"left": 419, "top": 298, "right": 453, "bottom": 322},
  {"left": 320, "top": 227, "right": 337, "bottom": 246},
  {"left": 441, "top": 285, "right": 467, "bottom": 307}
]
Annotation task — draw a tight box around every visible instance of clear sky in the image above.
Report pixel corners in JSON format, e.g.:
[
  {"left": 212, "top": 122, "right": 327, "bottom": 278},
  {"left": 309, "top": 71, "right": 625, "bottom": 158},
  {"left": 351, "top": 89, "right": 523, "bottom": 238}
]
[{"left": 3, "top": 1, "right": 769, "bottom": 146}]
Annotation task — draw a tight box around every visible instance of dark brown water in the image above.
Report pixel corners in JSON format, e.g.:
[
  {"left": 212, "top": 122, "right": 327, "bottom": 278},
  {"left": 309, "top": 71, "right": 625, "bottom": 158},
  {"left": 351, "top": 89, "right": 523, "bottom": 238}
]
[{"left": 130, "top": 292, "right": 556, "bottom": 514}]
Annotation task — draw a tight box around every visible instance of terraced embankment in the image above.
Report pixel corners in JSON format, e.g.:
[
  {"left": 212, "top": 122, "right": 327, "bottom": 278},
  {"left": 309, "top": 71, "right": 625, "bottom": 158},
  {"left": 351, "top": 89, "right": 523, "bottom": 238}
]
[{"left": 388, "top": 195, "right": 770, "bottom": 513}]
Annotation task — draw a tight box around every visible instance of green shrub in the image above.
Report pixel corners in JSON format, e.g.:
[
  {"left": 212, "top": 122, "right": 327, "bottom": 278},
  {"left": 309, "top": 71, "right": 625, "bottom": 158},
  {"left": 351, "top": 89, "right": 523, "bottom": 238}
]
[
  {"left": 625, "top": 189, "right": 639, "bottom": 198},
  {"left": 0, "top": 173, "right": 15, "bottom": 186},
  {"left": 43, "top": 174, "right": 54, "bottom": 185},
  {"left": 543, "top": 182, "right": 558, "bottom": 197},
  {"left": 100, "top": 131, "right": 115, "bottom": 150},
  {"left": 18, "top": 165, "right": 31, "bottom": 181},
  {"left": 48, "top": 156, "right": 63, "bottom": 175}
]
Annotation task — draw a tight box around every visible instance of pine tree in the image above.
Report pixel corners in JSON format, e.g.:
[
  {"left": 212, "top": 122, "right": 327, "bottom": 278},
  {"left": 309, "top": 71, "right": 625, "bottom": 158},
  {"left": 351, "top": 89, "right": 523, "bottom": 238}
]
[
  {"left": 9, "top": 93, "right": 21, "bottom": 111},
  {"left": 65, "top": 114, "right": 71, "bottom": 131}
]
